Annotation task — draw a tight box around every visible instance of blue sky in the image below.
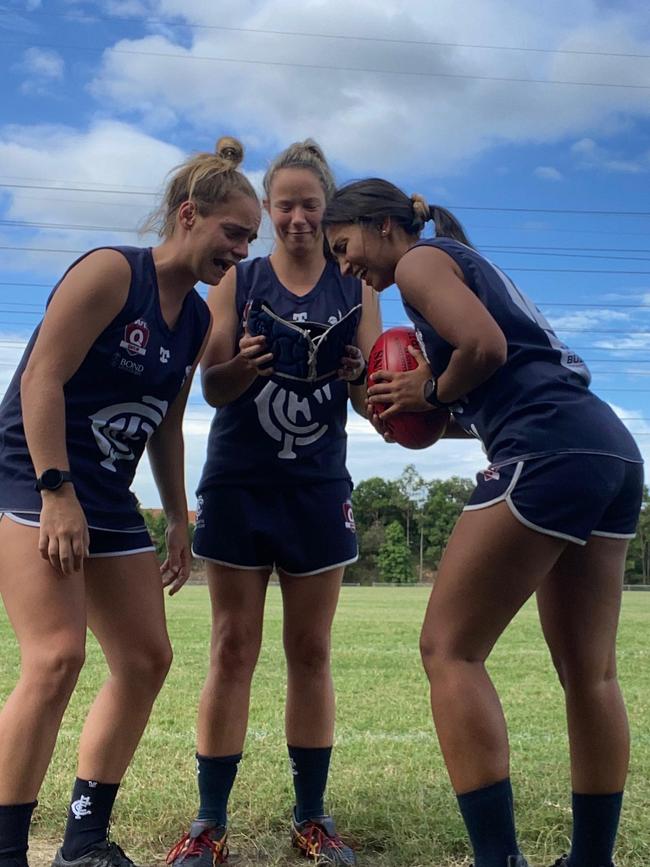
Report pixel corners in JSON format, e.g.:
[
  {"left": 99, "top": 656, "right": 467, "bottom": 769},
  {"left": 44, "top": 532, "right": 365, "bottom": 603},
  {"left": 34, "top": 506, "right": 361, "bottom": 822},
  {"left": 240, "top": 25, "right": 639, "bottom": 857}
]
[{"left": 1, "top": 0, "right": 650, "bottom": 507}]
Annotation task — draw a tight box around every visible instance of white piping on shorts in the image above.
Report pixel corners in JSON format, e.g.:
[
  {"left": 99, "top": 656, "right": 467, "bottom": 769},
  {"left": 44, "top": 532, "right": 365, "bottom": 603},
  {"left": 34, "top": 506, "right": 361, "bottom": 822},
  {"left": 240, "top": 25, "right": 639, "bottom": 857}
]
[
  {"left": 280, "top": 552, "right": 359, "bottom": 578},
  {"left": 2, "top": 512, "right": 155, "bottom": 557},
  {"left": 591, "top": 529, "right": 636, "bottom": 539},
  {"left": 462, "top": 462, "right": 586, "bottom": 546},
  {"left": 192, "top": 549, "right": 274, "bottom": 571},
  {"left": 191, "top": 550, "right": 360, "bottom": 577},
  {"left": 3, "top": 512, "right": 39, "bottom": 527},
  {"left": 87, "top": 546, "right": 156, "bottom": 559},
  {"left": 2, "top": 511, "right": 148, "bottom": 534}
]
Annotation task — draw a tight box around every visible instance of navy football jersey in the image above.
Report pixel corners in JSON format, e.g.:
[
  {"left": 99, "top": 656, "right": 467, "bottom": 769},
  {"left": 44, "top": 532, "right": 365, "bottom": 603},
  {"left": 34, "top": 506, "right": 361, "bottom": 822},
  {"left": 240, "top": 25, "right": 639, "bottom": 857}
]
[
  {"left": 0, "top": 246, "right": 211, "bottom": 529},
  {"left": 404, "top": 238, "right": 642, "bottom": 466},
  {"left": 198, "top": 257, "right": 362, "bottom": 488}
]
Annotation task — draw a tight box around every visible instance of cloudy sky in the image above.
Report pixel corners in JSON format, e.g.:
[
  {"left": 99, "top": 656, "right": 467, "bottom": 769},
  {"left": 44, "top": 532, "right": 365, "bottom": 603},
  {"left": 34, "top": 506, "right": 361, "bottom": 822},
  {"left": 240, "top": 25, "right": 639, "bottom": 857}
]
[{"left": 1, "top": 0, "right": 650, "bottom": 507}]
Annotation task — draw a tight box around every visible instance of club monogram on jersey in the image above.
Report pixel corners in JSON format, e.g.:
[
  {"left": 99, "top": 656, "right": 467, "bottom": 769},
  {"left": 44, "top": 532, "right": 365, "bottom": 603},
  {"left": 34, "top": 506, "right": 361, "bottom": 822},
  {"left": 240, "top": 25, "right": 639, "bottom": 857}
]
[
  {"left": 90, "top": 395, "right": 168, "bottom": 472},
  {"left": 255, "top": 381, "right": 333, "bottom": 460}
]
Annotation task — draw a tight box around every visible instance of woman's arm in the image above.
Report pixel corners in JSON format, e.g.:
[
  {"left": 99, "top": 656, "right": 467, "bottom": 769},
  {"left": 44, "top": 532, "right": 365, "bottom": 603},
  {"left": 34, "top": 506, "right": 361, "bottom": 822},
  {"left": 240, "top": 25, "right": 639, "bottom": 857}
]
[
  {"left": 201, "top": 268, "right": 274, "bottom": 407},
  {"left": 367, "top": 246, "right": 507, "bottom": 417},
  {"left": 20, "top": 249, "right": 132, "bottom": 574},
  {"left": 147, "top": 323, "right": 212, "bottom": 595},
  {"left": 346, "top": 282, "right": 382, "bottom": 417}
]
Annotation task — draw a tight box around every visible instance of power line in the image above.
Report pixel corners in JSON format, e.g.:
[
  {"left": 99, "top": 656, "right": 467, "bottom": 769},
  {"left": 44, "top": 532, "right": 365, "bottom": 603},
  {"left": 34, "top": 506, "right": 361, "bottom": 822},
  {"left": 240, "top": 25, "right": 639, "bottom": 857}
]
[
  {"left": 1, "top": 37, "right": 650, "bottom": 90},
  {"left": 6, "top": 243, "right": 650, "bottom": 274},
  {"left": 7, "top": 221, "right": 650, "bottom": 261},
  {"left": 22, "top": 11, "right": 650, "bottom": 61},
  {"left": 3, "top": 183, "right": 650, "bottom": 218}
]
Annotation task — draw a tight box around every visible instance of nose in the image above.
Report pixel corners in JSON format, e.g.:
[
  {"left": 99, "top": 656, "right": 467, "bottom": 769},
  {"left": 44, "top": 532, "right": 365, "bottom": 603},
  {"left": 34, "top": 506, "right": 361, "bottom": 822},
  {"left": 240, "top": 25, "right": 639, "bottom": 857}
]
[
  {"left": 231, "top": 238, "right": 249, "bottom": 260},
  {"left": 290, "top": 206, "right": 307, "bottom": 225},
  {"left": 338, "top": 257, "right": 351, "bottom": 275}
]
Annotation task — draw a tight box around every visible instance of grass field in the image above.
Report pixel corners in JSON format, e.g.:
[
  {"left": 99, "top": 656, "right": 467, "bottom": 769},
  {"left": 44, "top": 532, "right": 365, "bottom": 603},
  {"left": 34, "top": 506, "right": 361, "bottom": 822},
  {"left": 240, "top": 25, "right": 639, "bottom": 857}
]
[{"left": 1, "top": 587, "right": 649, "bottom": 867}]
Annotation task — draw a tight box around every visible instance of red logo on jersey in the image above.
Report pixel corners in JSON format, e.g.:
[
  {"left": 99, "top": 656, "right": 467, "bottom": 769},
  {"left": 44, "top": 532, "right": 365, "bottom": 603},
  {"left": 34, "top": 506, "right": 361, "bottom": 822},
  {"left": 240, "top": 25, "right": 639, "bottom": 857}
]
[
  {"left": 120, "top": 320, "right": 150, "bottom": 357},
  {"left": 343, "top": 500, "right": 356, "bottom": 532}
]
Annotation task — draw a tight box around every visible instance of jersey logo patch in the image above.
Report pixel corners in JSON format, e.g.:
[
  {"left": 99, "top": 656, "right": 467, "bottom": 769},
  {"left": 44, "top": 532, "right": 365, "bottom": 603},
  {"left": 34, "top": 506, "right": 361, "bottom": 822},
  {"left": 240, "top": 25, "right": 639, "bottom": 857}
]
[
  {"left": 343, "top": 500, "right": 356, "bottom": 531},
  {"left": 482, "top": 467, "right": 501, "bottom": 481},
  {"left": 89, "top": 395, "right": 168, "bottom": 472},
  {"left": 254, "top": 381, "right": 331, "bottom": 459},
  {"left": 160, "top": 346, "right": 170, "bottom": 364},
  {"left": 120, "top": 319, "right": 150, "bottom": 357}
]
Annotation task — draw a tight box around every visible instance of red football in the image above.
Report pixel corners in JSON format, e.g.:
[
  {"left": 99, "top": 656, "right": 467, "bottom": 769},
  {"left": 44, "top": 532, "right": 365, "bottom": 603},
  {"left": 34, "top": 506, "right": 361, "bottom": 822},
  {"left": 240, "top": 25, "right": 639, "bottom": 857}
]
[{"left": 367, "top": 326, "right": 449, "bottom": 450}]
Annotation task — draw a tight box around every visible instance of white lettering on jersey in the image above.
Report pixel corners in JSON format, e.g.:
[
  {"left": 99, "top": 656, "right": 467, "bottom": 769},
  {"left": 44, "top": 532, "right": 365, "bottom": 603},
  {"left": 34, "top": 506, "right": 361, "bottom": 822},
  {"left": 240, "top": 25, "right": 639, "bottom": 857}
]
[
  {"left": 254, "top": 382, "right": 331, "bottom": 459},
  {"left": 89, "top": 395, "right": 169, "bottom": 472},
  {"left": 292, "top": 312, "right": 308, "bottom": 322}
]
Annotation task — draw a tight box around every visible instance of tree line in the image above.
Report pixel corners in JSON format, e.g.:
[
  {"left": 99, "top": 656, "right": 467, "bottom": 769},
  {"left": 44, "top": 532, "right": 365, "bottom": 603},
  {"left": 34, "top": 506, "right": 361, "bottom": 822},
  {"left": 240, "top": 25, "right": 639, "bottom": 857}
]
[{"left": 141, "top": 466, "right": 650, "bottom": 585}]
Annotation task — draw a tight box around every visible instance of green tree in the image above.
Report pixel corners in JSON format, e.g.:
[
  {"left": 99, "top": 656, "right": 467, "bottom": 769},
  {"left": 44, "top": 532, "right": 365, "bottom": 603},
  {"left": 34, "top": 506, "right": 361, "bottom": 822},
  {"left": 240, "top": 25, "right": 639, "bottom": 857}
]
[
  {"left": 141, "top": 509, "right": 168, "bottom": 559},
  {"left": 396, "top": 464, "right": 426, "bottom": 550},
  {"left": 377, "top": 520, "right": 414, "bottom": 584},
  {"left": 625, "top": 486, "right": 650, "bottom": 583},
  {"left": 352, "top": 476, "right": 404, "bottom": 529},
  {"left": 421, "top": 477, "right": 474, "bottom": 568}
]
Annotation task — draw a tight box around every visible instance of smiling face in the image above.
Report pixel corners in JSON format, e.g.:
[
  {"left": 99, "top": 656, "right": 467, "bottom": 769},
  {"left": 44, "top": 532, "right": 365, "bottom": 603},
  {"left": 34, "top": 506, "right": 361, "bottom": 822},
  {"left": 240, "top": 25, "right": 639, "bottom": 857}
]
[
  {"left": 265, "top": 167, "right": 326, "bottom": 257},
  {"left": 326, "top": 222, "right": 401, "bottom": 291},
  {"left": 183, "top": 192, "right": 261, "bottom": 285}
]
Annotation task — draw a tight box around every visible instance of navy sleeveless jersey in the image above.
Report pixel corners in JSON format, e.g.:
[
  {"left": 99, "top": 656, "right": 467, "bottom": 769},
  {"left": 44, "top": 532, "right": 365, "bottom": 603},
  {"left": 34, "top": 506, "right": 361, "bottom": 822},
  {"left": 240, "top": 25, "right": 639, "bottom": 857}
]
[
  {"left": 0, "top": 246, "right": 211, "bottom": 529},
  {"left": 198, "top": 257, "right": 362, "bottom": 488},
  {"left": 403, "top": 238, "right": 642, "bottom": 466}
]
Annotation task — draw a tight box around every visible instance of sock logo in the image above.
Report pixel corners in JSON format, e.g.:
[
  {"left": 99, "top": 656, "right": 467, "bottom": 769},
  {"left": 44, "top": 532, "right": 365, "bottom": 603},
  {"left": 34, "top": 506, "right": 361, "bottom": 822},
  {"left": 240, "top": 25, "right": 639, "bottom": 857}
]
[
  {"left": 289, "top": 757, "right": 298, "bottom": 777},
  {"left": 71, "top": 795, "right": 93, "bottom": 820}
]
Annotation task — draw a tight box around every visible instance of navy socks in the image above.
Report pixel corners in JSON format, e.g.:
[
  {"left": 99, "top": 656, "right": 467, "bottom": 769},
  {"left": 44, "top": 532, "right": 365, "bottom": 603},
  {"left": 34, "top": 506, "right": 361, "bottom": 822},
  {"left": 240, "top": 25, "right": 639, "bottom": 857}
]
[
  {"left": 61, "top": 779, "right": 120, "bottom": 860},
  {"left": 568, "top": 791, "right": 623, "bottom": 867},
  {"left": 288, "top": 745, "right": 332, "bottom": 823},
  {"left": 195, "top": 753, "right": 242, "bottom": 827},
  {"left": 457, "top": 778, "right": 520, "bottom": 867},
  {"left": 0, "top": 802, "right": 37, "bottom": 865}
]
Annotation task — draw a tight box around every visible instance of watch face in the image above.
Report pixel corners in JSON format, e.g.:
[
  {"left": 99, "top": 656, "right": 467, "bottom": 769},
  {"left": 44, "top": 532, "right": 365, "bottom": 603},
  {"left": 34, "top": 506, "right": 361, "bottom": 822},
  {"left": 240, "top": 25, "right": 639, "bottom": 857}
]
[{"left": 41, "top": 468, "right": 63, "bottom": 490}]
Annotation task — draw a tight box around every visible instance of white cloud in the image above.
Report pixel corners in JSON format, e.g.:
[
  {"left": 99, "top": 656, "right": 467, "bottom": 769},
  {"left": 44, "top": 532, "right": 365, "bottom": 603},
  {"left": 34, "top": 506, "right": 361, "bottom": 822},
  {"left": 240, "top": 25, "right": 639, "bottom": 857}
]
[
  {"left": 571, "top": 137, "right": 650, "bottom": 173},
  {"left": 534, "top": 166, "right": 563, "bottom": 181},
  {"left": 21, "top": 47, "right": 65, "bottom": 81},
  {"left": 85, "top": 0, "right": 650, "bottom": 179},
  {"left": 0, "top": 120, "right": 186, "bottom": 275}
]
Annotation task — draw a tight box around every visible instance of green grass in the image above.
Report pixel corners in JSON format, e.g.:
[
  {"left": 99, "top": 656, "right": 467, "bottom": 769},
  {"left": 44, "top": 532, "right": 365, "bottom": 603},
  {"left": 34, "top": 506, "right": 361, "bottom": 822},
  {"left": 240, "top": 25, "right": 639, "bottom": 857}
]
[{"left": 1, "top": 588, "right": 649, "bottom": 866}]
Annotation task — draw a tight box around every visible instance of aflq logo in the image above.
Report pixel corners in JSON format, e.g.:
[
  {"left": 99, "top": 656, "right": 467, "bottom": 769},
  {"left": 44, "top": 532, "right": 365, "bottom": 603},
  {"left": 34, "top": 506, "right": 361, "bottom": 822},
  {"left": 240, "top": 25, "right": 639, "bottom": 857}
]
[
  {"left": 120, "top": 319, "right": 150, "bottom": 357},
  {"left": 90, "top": 395, "right": 168, "bottom": 472}
]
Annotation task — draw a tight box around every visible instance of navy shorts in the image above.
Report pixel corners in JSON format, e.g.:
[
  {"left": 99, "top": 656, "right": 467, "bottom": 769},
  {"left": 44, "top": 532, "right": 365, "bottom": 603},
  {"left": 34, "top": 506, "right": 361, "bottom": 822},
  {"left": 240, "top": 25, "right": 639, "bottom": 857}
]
[
  {"left": 465, "top": 454, "right": 643, "bottom": 545},
  {"left": 1, "top": 512, "right": 154, "bottom": 558},
  {"left": 193, "top": 480, "right": 359, "bottom": 576}
]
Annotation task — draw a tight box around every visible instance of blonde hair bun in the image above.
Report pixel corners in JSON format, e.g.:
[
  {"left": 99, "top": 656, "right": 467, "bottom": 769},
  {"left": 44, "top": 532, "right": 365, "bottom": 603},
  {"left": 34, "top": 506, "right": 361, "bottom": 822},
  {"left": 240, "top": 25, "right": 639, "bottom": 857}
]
[{"left": 216, "top": 136, "right": 244, "bottom": 168}]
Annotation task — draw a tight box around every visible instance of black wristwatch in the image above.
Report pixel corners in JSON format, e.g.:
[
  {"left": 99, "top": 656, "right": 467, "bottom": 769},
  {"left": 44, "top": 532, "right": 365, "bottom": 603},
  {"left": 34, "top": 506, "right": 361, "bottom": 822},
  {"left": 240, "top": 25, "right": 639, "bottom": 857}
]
[
  {"left": 423, "top": 377, "right": 453, "bottom": 409},
  {"left": 35, "top": 468, "right": 73, "bottom": 492}
]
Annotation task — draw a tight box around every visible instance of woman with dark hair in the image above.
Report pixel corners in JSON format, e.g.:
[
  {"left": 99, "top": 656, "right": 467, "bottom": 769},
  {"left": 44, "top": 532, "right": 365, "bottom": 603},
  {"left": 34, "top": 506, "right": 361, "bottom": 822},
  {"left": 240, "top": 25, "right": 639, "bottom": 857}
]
[
  {"left": 0, "top": 137, "right": 260, "bottom": 867},
  {"left": 322, "top": 178, "right": 642, "bottom": 867}
]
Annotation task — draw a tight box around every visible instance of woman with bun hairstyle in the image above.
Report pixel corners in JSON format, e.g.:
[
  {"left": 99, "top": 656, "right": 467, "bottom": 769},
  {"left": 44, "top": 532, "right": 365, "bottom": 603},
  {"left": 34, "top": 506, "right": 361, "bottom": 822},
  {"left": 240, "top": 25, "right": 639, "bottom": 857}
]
[
  {"left": 0, "top": 138, "right": 260, "bottom": 867},
  {"left": 322, "top": 179, "right": 642, "bottom": 867},
  {"left": 166, "top": 141, "right": 380, "bottom": 867}
]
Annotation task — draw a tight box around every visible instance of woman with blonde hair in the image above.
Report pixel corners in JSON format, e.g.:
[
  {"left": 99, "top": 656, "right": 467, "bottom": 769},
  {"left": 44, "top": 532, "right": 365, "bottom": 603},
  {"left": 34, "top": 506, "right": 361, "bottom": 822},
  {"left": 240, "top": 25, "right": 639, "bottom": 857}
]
[
  {"left": 0, "top": 137, "right": 260, "bottom": 867},
  {"left": 167, "top": 140, "right": 381, "bottom": 867}
]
